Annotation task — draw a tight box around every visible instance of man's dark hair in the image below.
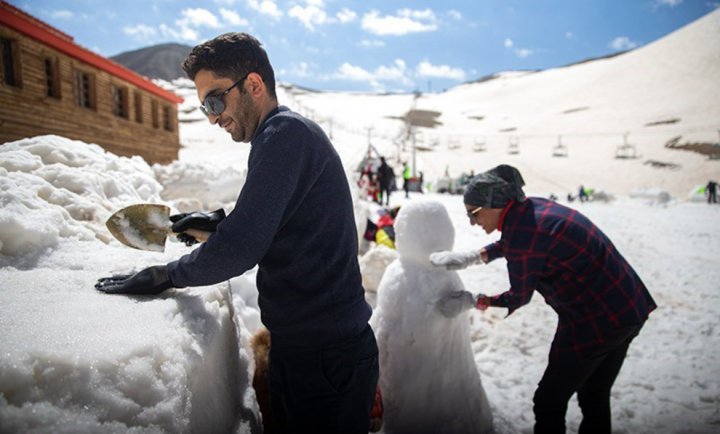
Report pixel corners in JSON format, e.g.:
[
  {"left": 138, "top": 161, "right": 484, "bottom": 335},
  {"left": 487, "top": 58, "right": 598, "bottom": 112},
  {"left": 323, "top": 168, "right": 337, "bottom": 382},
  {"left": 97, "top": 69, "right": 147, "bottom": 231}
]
[{"left": 182, "top": 32, "right": 277, "bottom": 99}]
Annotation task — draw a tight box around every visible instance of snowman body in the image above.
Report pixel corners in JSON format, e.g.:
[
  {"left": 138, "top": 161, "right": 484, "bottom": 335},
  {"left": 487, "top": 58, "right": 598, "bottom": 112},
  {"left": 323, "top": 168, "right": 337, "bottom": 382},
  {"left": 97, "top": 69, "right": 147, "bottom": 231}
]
[{"left": 371, "top": 201, "right": 494, "bottom": 434}]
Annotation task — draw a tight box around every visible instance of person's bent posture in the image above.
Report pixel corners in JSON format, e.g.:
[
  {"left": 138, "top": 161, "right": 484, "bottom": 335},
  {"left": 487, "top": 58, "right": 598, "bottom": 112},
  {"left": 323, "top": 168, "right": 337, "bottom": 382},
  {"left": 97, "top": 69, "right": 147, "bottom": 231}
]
[{"left": 431, "top": 164, "right": 656, "bottom": 434}]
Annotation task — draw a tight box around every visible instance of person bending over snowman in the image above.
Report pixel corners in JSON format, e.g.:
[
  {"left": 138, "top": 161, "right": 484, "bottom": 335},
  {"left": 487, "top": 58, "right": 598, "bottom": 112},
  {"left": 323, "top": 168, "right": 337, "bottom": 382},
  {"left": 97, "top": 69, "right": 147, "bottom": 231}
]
[
  {"left": 431, "top": 164, "right": 655, "bottom": 434},
  {"left": 371, "top": 200, "right": 494, "bottom": 434}
]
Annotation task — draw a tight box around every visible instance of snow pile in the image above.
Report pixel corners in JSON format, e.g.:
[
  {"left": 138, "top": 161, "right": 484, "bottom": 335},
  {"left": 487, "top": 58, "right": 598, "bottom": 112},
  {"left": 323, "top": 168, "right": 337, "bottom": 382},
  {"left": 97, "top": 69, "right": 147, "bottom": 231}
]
[
  {"left": 153, "top": 161, "right": 245, "bottom": 211},
  {"left": 0, "top": 136, "right": 261, "bottom": 433},
  {"left": 359, "top": 244, "right": 398, "bottom": 294},
  {"left": 0, "top": 136, "right": 162, "bottom": 258},
  {"left": 371, "top": 200, "right": 493, "bottom": 434}
]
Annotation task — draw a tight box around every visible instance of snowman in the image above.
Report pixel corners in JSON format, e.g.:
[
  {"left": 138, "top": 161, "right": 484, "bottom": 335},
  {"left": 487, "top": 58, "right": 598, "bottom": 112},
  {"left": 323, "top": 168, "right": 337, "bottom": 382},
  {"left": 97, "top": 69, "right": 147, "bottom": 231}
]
[{"left": 370, "top": 200, "right": 494, "bottom": 434}]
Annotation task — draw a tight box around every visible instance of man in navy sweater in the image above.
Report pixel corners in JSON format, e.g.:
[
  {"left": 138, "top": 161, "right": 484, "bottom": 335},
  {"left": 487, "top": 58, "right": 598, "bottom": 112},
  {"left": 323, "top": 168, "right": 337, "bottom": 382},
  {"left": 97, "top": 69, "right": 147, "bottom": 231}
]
[
  {"left": 96, "top": 33, "right": 378, "bottom": 434},
  {"left": 431, "top": 164, "right": 656, "bottom": 434}
]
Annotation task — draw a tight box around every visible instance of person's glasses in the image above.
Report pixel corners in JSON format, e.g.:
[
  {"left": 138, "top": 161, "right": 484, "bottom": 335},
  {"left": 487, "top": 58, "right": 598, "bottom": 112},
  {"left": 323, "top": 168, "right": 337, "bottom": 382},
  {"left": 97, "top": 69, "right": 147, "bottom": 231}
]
[
  {"left": 466, "top": 206, "right": 482, "bottom": 222},
  {"left": 199, "top": 73, "right": 249, "bottom": 117}
]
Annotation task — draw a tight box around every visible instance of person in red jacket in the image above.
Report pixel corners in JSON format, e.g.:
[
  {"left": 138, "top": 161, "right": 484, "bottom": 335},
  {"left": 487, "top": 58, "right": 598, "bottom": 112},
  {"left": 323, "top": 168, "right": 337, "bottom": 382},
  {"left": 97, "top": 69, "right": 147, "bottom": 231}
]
[{"left": 431, "top": 164, "right": 656, "bottom": 434}]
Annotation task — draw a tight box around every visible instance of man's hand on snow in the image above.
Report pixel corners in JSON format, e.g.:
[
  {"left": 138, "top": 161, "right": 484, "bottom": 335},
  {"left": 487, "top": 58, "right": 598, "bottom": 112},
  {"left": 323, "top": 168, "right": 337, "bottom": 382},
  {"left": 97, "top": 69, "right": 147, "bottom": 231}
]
[
  {"left": 437, "top": 291, "right": 476, "bottom": 318},
  {"left": 170, "top": 208, "right": 226, "bottom": 246},
  {"left": 429, "top": 249, "right": 484, "bottom": 270},
  {"left": 95, "top": 265, "right": 173, "bottom": 295}
]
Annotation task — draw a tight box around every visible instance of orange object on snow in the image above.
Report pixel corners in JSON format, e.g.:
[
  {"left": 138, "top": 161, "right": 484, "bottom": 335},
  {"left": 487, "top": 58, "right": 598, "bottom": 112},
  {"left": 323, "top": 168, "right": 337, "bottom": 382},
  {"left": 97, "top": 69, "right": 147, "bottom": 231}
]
[{"left": 369, "top": 385, "right": 384, "bottom": 432}]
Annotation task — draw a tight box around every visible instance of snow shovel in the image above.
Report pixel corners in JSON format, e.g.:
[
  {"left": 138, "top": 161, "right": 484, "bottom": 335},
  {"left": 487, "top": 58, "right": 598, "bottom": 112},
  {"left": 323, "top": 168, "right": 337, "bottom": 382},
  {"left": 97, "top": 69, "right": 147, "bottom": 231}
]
[{"left": 106, "top": 204, "right": 173, "bottom": 252}]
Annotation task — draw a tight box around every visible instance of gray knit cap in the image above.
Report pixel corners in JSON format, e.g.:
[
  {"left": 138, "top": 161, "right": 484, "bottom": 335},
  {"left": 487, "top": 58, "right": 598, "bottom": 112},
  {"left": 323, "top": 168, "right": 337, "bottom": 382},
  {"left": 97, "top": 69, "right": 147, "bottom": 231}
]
[{"left": 463, "top": 164, "right": 526, "bottom": 208}]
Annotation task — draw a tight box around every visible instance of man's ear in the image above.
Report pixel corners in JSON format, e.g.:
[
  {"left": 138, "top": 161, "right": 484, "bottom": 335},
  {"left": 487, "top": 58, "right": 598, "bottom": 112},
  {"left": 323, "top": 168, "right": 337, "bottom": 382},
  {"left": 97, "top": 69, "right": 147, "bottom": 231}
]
[{"left": 246, "top": 72, "right": 265, "bottom": 98}]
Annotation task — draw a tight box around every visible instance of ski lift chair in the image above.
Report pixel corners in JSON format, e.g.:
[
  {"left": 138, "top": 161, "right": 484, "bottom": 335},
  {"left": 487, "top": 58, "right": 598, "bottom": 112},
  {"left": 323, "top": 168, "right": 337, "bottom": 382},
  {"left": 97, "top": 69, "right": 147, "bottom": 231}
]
[
  {"left": 615, "top": 133, "right": 638, "bottom": 159},
  {"left": 473, "top": 139, "right": 487, "bottom": 152},
  {"left": 507, "top": 136, "right": 520, "bottom": 155}
]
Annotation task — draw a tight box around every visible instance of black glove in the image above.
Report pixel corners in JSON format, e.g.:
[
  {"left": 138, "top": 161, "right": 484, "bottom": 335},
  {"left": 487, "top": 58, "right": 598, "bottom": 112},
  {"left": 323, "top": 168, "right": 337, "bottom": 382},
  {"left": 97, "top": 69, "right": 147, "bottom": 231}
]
[
  {"left": 95, "top": 265, "right": 173, "bottom": 295},
  {"left": 169, "top": 208, "right": 226, "bottom": 246}
]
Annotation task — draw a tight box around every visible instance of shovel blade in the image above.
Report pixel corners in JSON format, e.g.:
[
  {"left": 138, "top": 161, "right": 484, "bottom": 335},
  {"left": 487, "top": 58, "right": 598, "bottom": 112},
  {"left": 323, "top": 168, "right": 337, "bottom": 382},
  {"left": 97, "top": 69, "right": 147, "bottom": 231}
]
[{"left": 106, "top": 204, "right": 171, "bottom": 252}]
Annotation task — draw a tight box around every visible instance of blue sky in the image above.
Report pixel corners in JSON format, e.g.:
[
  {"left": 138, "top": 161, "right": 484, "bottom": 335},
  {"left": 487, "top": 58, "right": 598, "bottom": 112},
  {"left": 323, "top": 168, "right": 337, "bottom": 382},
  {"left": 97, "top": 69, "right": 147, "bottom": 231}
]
[{"left": 9, "top": 0, "right": 718, "bottom": 92}]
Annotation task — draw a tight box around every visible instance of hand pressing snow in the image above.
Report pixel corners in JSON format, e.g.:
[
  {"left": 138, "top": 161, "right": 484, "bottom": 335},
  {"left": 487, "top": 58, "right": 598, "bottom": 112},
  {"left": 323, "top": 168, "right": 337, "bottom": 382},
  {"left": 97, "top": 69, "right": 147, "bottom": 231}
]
[
  {"left": 429, "top": 249, "right": 484, "bottom": 270},
  {"left": 437, "top": 291, "right": 476, "bottom": 317}
]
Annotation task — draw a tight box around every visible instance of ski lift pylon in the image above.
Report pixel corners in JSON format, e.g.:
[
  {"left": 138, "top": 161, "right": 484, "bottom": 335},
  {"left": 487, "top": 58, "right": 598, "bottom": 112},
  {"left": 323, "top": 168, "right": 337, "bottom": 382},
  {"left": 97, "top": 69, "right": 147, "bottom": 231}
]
[{"left": 552, "top": 135, "right": 569, "bottom": 157}]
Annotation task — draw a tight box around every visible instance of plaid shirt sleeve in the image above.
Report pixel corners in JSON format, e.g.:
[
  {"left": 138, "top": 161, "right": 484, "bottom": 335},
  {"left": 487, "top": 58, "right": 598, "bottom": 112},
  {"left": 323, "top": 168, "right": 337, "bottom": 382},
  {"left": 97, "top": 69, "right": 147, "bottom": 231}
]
[
  {"left": 483, "top": 240, "right": 504, "bottom": 262},
  {"left": 485, "top": 214, "right": 551, "bottom": 315}
]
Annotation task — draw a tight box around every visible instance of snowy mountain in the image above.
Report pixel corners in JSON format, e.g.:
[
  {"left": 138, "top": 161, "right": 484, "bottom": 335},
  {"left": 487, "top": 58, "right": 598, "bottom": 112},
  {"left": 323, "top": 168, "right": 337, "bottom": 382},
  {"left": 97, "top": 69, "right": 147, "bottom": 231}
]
[
  {"left": 111, "top": 43, "right": 193, "bottom": 81},
  {"left": 267, "top": 9, "right": 719, "bottom": 198}
]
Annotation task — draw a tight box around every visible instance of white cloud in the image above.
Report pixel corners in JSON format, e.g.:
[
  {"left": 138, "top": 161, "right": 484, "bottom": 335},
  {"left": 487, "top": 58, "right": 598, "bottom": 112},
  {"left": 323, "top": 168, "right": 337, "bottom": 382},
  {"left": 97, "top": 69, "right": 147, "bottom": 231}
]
[
  {"left": 285, "top": 61, "right": 315, "bottom": 78},
  {"left": 288, "top": 3, "right": 328, "bottom": 31},
  {"left": 160, "top": 23, "right": 198, "bottom": 41},
  {"left": 178, "top": 8, "right": 221, "bottom": 29},
  {"left": 376, "top": 59, "right": 410, "bottom": 82},
  {"left": 447, "top": 9, "right": 462, "bottom": 20},
  {"left": 416, "top": 60, "right": 466, "bottom": 81},
  {"left": 220, "top": 8, "right": 249, "bottom": 26},
  {"left": 610, "top": 36, "right": 638, "bottom": 51},
  {"left": 504, "top": 38, "right": 533, "bottom": 58},
  {"left": 337, "top": 8, "right": 357, "bottom": 24},
  {"left": 358, "top": 39, "right": 386, "bottom": 48},
  {"left": 335, "top": 62, "right": 375, "bottom": 82},
  {"left": 123, "top": 24, "right": 157, "bottom": 40},
  {"left": 565, "top": 31, "right": 574, "bottom": 39},
  {"left": 330, "top": 59, "right": 413, "bottom": 89},
  {"left": 49, "top": 10, "right": 73, "bottom": 20},
  {"left": 247, "top": 0, "right": 283, "bottom": 20},
  {"left": 655, "top": 0, "right": 683, "bottom": 6},
  {"left": 361, "top": 8, "right": 438, "bottom": 36}
]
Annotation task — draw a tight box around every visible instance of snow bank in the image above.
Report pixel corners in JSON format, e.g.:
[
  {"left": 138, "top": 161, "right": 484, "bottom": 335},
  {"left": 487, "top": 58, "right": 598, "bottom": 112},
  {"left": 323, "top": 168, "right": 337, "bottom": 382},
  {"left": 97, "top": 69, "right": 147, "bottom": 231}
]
[
  {"left": 0, "top": 136, "right": 261, "bottom": 433},
  {"left": 0, "top": 136, "right": 161, "bottom": 258}
]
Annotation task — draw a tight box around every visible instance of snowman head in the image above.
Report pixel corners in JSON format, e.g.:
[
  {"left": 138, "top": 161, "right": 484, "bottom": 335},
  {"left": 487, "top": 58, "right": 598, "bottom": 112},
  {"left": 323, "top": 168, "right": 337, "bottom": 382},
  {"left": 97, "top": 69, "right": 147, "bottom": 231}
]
[{"left": 394, "top": 200, "right": 455, "bottom": 264}]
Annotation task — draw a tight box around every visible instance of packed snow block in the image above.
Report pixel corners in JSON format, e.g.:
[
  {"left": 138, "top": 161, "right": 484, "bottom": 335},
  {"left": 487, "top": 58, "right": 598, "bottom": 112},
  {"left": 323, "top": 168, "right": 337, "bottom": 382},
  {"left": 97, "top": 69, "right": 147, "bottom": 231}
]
[
  {"left": 359, "top": 244, "right": 398, "bottom": 293},
  {"left": 371, "top": 200, "right": 494, "bottom": 434},
  {"left": 0, "top": 267, "right": 261, "bottom": 433}
]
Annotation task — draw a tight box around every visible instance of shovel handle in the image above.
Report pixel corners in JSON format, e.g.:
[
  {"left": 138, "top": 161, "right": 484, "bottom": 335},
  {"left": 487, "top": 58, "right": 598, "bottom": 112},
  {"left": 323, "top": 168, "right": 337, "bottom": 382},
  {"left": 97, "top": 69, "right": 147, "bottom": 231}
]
[{"left": 177, "top": 228, "right": 212, "bottom": 243}]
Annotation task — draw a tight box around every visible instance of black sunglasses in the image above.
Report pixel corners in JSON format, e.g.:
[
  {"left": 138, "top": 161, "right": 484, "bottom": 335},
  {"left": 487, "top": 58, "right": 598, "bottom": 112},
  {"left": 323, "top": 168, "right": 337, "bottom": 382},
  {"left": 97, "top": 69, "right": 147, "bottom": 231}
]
[{"left": 199, "top": 73, "right": 249, "bottom": 117}]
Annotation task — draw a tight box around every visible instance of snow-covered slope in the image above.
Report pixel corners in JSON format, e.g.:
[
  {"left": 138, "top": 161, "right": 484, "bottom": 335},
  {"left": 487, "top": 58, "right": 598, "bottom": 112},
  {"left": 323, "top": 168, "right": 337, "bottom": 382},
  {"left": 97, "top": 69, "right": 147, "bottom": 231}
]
[{"left": 268, "top": 9, "right": 720, "bottom": 198}]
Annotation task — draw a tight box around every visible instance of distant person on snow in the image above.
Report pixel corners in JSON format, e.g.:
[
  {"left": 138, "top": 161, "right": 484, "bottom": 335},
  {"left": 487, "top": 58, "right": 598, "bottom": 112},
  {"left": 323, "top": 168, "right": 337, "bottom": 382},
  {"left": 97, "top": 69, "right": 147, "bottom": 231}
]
[
  {"left": 377, "top": 157, "right": 395, "bottom": 206},
  {"left": 430, "top": 164, "right": 656, "bottom": 434},
  {"left": 402, "top": 162, "right": 411, "bottom": 198},
  {"left": 95, "top": 32, "right": 378, "bottom": 434},
  {"left": 706, "top": 180, "right": 717, "bottom": 204},
  {"left": 578, "top": 184, "right": 589, "bottom": 202}
]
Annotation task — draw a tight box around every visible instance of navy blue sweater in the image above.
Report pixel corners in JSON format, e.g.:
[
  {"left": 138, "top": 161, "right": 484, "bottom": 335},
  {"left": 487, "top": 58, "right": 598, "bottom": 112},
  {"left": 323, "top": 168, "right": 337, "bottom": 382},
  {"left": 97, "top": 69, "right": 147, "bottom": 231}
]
[{"left": 168, "top": 106, "right": 371, "bottom": 349}]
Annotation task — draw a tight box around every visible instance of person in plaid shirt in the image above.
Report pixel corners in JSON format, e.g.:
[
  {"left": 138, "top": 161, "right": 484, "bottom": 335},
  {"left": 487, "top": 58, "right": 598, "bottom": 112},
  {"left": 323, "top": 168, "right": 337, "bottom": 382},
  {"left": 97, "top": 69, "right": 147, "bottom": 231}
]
[{"left": 430, "top": 164, "right": 656, "bottom": 434}]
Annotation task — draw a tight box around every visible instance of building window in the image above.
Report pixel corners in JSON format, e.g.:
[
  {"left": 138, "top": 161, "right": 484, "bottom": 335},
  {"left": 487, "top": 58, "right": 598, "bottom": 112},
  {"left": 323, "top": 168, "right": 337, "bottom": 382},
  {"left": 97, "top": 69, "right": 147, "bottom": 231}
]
[
  {"left": 162, "top": 105, "right": 173, "bottom": 131},
  {"left": 134, "top": 90, "right": 142, "bottom": 123},
  {"left": 1, "top": 37, "right": 21, "bottom": 87},
  {"left": 74, "top": 70, "right": 95, "bottom": 109},
  {"left": 44, "top": 57, "right": 61, "bottom": 99},
  {"left": 112, "top": 84, "right": 129, "bottom": 118},
  {"left": 151, "top": 99, "right": 159, "bottom": 129}
]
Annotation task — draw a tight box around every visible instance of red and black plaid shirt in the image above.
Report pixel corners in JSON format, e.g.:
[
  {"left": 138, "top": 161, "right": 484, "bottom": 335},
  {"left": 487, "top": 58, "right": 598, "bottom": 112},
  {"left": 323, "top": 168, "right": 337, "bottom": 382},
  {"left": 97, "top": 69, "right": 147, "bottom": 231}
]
[{"left": 485, "top": 198, "right": 656, "bottom": 360}]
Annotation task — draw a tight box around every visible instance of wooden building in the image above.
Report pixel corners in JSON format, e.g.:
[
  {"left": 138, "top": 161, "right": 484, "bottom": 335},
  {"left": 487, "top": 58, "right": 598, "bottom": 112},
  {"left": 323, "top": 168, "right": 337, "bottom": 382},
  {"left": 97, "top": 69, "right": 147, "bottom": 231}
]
[{"left": 0, "top": 1, "right": 183, "bottom": 164}]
